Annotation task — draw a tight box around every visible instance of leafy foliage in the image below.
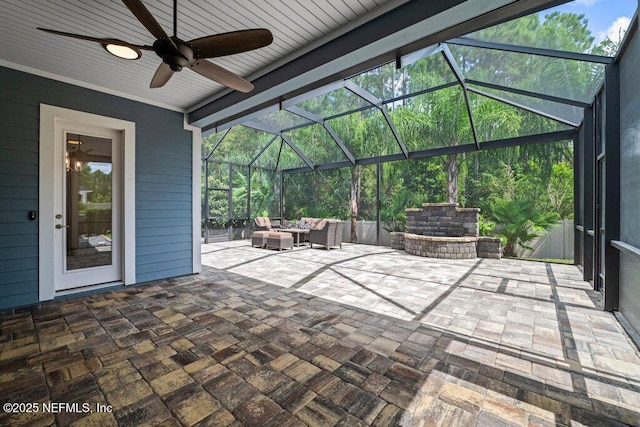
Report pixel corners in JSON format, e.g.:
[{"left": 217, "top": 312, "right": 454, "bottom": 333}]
[{"left": 492, "top": 198, "right": 559, "bottom": 257}]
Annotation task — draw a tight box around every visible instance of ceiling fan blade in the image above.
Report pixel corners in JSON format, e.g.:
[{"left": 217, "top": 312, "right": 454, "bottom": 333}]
[
  {"left": 189, "top": 29, "right": 273, "bottom": 59},
  {"left": 150, "top": 62, "right": 174, "bottom": 88},
  {"left": 37, "top": 28, "right": 152, "bottom": 50},
  {"left": 189, "top": 60, "right": 253, "bottom": 93},
  {"left": 122, "top": 0, "right": 172, "bottom": 43}
]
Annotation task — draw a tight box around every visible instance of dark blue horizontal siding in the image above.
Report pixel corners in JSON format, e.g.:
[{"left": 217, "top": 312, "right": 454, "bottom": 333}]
[
  {"left": 136, "top": 201, "right": 191, "bottom": 211},
  {"left": 0, "top": 175, "right": 38, "bottom": 188},
  {"left": 0, "top": 199, "right": 38, "bottom": 211},
  {"left": 136, "top": 173, "right": 192, "bottom": 185},
  {"left": 137, "top": 141, "right": 192, "bottom": 157},
  {"left": 0, "top": 124, "right": 39, "bottom": 141},
  {"left": 0, "top": 224, "right": 38, "bottom": 237},
  {"left": 137, "top": 225, "right": 192, "bottom": 238},
  {"left": 0, "top": 257, "right": 38, "bottom": 273},
  {"left": 137, "top": 234, "right": 191, "bottom": 247},
  {"left": 137, "top": 163, "right": 192, "bottom": 178},
  {"left": 137, "top": 192, "right": 192, "bottom": 202},
  {"left": 136, "top": 241, "right": 192, "bottom": 256},
  {"left": 137, "top": 217, "right": 192, "bottom": 229},
  {"left": 0, "top": 292, "right": 38, "bottom": 309},
  {"left": 136, "top": 209, "right": 191, "bottom": 221},
  {"left": 0, "top": 233, "right": 37, "bottom": 248},
  {"left": 0, "top": 282, "right": 37, "bottom": 298},
  {"left": 0, "top": 246, "right": 37, "bottom": 261},
  {"left": 136, "top": 182, "right": 192, "bottom": 194},
  {"left": 0, "top": 186, "right": 38, "bottom": 200},
  {"left": 1, "top": 149, "right": 38, "bottom": 164},
  {"left": 137, "top": 251, "right": 193, "bottom": 266},
  {"left": 0, "top": 65, "right": 194, "bottom": 310},
  {"left": 0, "top": 161, "right": 38, "bottom": 177},
  {"left": 0, "top": 269, "right": 38, "bottom": 285},
  {"left": 136, "top": 260, "right": 192, "bottom": 284}
]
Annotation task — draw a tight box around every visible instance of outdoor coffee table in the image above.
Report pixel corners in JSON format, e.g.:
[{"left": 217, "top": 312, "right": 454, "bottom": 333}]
[{"left": 276, "top": 228, "right": 310, "bottom": 247}]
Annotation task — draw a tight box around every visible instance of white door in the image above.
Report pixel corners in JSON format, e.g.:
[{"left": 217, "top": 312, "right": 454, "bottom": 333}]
[
  {"left": 53, "top": 122, "right": 123, "bottom": 290},
  {"left": 40, "top": 105, "right": 136, "bottom": 301}
]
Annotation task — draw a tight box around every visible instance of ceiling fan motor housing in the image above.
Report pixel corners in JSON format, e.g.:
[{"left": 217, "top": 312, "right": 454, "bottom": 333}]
[{"left": 153, "top": 38, "right": 193, "bottom": 72}]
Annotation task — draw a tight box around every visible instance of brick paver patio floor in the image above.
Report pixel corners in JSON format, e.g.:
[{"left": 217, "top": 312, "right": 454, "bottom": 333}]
[{"left": 1, "top": 241, "right": 639, "bottom": 426}]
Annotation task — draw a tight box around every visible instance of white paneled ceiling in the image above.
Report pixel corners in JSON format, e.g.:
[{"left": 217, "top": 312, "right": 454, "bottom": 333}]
[{"left": 0, "top": 0, "right": 404, "bottom": 111}]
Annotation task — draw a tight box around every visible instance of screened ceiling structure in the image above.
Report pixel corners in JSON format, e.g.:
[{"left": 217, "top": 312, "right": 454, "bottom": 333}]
[
  {"left": 203, "top": 23, "right": 608, "bottom": 171},
  {"left": 200, "top": 3, "right": 626, "bottom": 235}
]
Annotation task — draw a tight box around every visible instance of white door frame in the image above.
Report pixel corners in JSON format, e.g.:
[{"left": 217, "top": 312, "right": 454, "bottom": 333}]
[{"left": 39, "top": 104, "right": 136, "bottom": 300}]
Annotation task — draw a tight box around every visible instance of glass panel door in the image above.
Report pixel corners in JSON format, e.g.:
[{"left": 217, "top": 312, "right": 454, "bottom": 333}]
[
  {"left": 66, "top": 134, "right": 113, "bottom": 271},
  {"left": 54, "top": 125, "right": 122, "bottom": 291}
]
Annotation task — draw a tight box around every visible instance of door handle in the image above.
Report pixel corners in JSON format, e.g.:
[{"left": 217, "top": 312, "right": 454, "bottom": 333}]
[{"left": 55, "top": 224, "right": 69, "bottom": 229}]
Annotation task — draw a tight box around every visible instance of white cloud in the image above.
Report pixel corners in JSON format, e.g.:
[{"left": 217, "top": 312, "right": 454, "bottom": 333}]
[
  {"left": 574, "top": 0, "right": 599, "bottom": 6},
  {"left": 597, "top": 16, "right": 632, "bottom": 44}
]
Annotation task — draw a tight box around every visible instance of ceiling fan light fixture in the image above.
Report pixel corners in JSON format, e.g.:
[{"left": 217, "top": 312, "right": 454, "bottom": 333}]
[{"left": 103, "top": 42, "right": 141, "bottom": 60}]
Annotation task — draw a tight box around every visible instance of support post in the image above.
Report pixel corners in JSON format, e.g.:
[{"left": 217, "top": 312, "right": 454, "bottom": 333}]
[
  {"left": 376, "top": 157, "right": 381, "bottom": 246},
  {"left": 203, "top": 159, "right": 209, "bottom": 244},
  {"left": 228, "top": 163, "right": 233, "bottom": 241},
  {"left": 583, "top": 105, "right": 594, "bottom": 282},
  {"left": 573, "top": 130, "right": 581, "bottom": 266},
  {"left": 603, "top": 63, "right": 620, "bottom": 311},
  {"left": 279, "top": 170, "right": 285, "bottom": 225},
  {"left": 247, "top": 166, "right": 251, "bottom": 236}
]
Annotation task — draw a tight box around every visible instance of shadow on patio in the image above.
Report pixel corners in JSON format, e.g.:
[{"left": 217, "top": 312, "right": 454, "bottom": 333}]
[{"left": 0, "top": 241, "right": 638, "bottom": 426}]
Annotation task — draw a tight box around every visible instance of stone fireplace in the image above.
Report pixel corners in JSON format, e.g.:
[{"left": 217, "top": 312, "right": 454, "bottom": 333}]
[{"left": 391, "top": 203, "right": 501, "bottom": 259}]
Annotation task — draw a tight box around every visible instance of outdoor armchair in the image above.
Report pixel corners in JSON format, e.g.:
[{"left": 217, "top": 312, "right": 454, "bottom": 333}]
[{"left": 310, "top": 221, "right": 340, "bottom": 250}]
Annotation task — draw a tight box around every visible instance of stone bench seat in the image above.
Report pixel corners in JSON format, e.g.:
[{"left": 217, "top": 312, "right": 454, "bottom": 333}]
[{"left": 404, "top": 233, "right": 477, "bottom": 259}]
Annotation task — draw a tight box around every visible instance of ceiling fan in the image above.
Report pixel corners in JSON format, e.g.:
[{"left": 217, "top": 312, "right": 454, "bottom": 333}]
[{"left": 38, "top": 0, "right": 273, "bottom": 92}]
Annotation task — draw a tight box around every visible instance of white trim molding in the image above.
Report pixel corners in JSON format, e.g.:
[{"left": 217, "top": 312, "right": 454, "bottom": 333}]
[
  {"left": 185, "top": 116, "right": 202, "bottom": 274},
  {"left": 3, "top": 59, "right": 184, "bottom": 113},
  {"left": 39, "top": 104, "right": 136, "bottom": 301}
]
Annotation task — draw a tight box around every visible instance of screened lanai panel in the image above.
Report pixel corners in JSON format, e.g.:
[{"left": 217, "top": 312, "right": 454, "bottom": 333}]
[
  {"left": 202, "top": 130, "right": 227, "bottom": 159},
  {"left": 252, "top": 137, "right": 283, "bottom": 170},
  {"left": 326, "top": 108, "right": 402, "bottom": 159},
  {"left": 207, "top": 190, "right": 228, "bottom": 218},
  {"left": 388, "top": 85, "right": 475, "bottom": 151},
  {"left": 350, "top": 51, "right": 458, "bottom": 100},
  {"left": 465, "top": 1, "right": 636, "bottom": 55},
  {"left": 206, "top": 161, "right": 229, "bottom": 189},
  {"left": 277, "top": 142, "right": 308, "bottom": 170},
  {"left": 284, "top": 123, "right": 348, "bottom": 165},
  {"left": 467, "top": 83, "right": 584, "bottom": 125},
  {"left": 467, "top": 92, "right": 571, "bottom": 143},
  {"left": 401, "top": 50, "right": 458, "bottom": 95},
  {"left": 464, "top": 139, "right": 574, "bottom": 219},
  {"left": 448, "top": 44, "right": 605, "bottom": 104},
  {"left": 296, "top": 87, "right": 374, "bottom": 117},
  {"left": 231, "top": 165, "right": 249, "bottom": 220},
  {"left": 349, "top": 62, "right": 396, "bottom": 100},
  {"left": 250, "top": 168, "right": 279, "bottom": 218},
  {"left": 284, "top": 169, "right": 350, "bottom": 220},
  {"left": 252, "top": 109, "right": 313, "bottom": 133},
  {"left": 208, "top": 126, "right": 276, "bottom": 165}
]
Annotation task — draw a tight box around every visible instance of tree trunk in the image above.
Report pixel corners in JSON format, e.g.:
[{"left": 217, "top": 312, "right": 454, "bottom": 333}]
[
  {"left": 503, "top": 242, "right": 516, "bottom": 258},
  {"left": 350, "top": 166, "right": 361, "bottom": 243},
  {"left": 447, "top": 153, "right": 458, "bottom": 204},
  {"left": 474, "top": 155, "right": 479, "bottom": 180}
]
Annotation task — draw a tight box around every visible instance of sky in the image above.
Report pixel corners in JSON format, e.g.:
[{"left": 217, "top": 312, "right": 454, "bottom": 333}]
[{"left": 545, "top": 0, "right": 637, "bottom": 45}]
